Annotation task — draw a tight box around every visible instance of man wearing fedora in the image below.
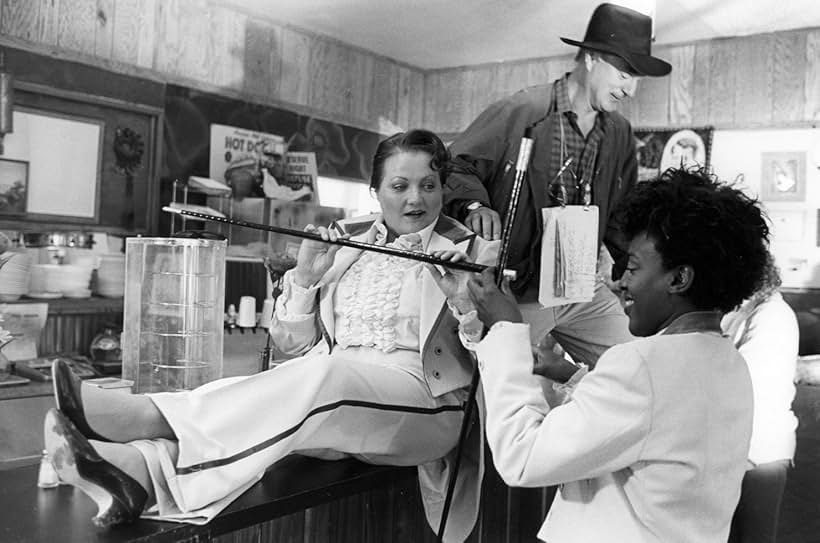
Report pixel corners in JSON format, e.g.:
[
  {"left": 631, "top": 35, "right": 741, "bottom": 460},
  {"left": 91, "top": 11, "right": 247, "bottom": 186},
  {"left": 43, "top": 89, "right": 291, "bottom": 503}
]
[{"left": 444, "top": 3, "right": 671, "bottom": 374}]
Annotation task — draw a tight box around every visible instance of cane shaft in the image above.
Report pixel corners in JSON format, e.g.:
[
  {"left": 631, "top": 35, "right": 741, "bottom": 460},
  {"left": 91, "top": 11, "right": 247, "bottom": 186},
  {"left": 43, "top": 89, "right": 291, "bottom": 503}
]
[
  {"left": 437, "top": 129, "right": 535, "bottom": 541},
  {"left": 163, "top": 206, "right": 488, "bottom": 274}
]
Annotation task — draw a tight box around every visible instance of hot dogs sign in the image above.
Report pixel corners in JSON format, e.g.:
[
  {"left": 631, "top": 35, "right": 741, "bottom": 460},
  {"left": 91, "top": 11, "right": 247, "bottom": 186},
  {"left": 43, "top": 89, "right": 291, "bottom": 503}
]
[{"left": 209, "top": 124, "right": 317, "bottom": 202}]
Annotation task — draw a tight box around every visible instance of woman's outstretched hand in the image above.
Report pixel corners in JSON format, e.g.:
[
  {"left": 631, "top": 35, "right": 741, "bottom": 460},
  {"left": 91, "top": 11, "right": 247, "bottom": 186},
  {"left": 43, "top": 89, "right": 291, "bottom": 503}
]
[
  {"left": 466, "top": 267, "right": 523, "bottom": 328},
  {"left": 293, "top": 225, "right": 347, "bottom": 288}
]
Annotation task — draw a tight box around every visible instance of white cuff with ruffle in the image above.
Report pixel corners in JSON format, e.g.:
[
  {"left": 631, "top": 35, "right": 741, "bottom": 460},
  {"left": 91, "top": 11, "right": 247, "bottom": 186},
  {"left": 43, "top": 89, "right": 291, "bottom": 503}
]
[
  {"left": 447, "top": 300, "right": 484, "bottom": 349},
  {"left": 276, "top": 270, "right": 321, "bottom": 319}
]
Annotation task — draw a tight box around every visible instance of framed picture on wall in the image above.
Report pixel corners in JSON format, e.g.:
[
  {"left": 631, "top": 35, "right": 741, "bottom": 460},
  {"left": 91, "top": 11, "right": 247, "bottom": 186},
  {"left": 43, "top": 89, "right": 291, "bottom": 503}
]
[
  {"left": 634, "top": 127, "right": 714, "bottom": 182},
  {"left": 761, "top": 151, "right": 806, "bottom": 202},
  {"left": 0, "top": 158, "right": 28, "bottom": 216}
]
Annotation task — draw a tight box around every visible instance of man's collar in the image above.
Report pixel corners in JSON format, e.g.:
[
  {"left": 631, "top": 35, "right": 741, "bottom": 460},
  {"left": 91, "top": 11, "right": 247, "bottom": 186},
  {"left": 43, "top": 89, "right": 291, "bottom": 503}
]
[{"left": 554, "top": 75, "right": 574, "bottom": 115}]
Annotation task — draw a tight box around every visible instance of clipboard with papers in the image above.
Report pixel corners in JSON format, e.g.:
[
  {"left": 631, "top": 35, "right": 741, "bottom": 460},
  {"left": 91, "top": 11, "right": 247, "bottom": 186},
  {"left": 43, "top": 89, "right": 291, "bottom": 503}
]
[{"left": 538, "top": 205, "right": 599, "bottom": 308}]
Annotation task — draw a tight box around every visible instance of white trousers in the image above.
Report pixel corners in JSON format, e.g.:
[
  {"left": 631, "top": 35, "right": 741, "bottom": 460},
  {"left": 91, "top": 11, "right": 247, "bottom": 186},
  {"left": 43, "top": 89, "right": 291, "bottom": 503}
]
[
  {"left": 134, "top": 346, "right": 465, "bottom": 528},
  {"left": 519, "top": 280, "right": 633, "bottom": 368}
]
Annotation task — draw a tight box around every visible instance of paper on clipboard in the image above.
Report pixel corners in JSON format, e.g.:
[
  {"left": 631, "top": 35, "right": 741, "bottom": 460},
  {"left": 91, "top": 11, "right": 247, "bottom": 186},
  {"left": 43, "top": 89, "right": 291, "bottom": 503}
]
[{"left": 538, "top": 206, "right": 599, "bottom": 308}]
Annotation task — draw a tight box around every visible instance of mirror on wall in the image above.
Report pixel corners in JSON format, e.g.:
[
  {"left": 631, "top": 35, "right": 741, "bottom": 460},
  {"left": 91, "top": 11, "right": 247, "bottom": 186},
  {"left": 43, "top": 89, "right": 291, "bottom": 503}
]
[
  {"left": 0, "top": 107, "right": 103, "bottom": 222},
  {"left": 0, "top": 81, "right": 162, "bottom": 234}
]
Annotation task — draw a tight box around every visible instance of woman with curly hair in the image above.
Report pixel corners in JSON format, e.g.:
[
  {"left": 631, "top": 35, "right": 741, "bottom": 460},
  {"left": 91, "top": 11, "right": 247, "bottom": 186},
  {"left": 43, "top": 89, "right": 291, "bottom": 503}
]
[{"left": 432, "top": 167, "right": 771, "bottom": 542}]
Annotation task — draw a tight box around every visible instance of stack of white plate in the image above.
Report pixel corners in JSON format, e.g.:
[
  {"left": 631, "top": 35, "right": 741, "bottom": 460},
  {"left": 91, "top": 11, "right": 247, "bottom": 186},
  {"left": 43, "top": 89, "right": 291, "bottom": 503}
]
[
  {"left": 96, "top": 254, "right": 126, "bottom": 297},
  {"left": 29, "top": 264, "right": 65, "bottom": 298},
  {"left": 65, "top": 247, "right": 99, "bottom": 270},
  {"left": 58, "top": 264, "right": 94, "bottom": 298},
  {"left": 0, "top": 251, "right": 31, "bottom": 301}
]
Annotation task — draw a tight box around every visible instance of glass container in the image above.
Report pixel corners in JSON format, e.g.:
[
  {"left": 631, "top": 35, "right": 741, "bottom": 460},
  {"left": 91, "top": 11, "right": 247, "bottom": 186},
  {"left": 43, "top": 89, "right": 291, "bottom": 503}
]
[
  {"left": 90, "top": 327, "right": 121, "bottom": 363},
  {"left": 37, "top": 449, "right": 60, "bottom": 488},
  {"left": 122, "top": 238, "right": 226, "bottom": 393}
]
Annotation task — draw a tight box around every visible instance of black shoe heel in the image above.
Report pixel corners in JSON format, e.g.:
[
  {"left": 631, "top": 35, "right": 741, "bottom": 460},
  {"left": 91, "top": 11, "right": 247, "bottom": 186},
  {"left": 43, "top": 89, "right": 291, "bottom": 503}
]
[
  {"left": 44, "top": 408, "right": 148, "bottom": 528},
  {"left": 52, "top": 359, "right": 112, "bottom": 443}
]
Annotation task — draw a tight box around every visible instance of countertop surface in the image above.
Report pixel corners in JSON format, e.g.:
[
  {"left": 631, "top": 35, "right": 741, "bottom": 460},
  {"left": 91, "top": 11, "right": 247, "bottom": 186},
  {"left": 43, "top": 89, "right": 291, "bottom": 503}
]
[
  {"left": 0, "top": 455, "right": 415, "bottom": 543},
  {"left": 0, "top": 379, "right": 53, "bottom": 400},
  {"left": 0, "top": 326, "right": 273, "bottom": 401}
]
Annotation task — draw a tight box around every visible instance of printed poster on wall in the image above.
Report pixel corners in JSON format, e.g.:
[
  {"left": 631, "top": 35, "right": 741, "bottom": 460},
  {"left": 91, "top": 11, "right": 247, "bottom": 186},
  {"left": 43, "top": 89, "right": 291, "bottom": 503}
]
[
  {"left": 266, "top": 152, "right": 318, "bottom": 202},
  {"left": 261, "top": 151, "right": 318, "bottom": 202},
  {"left": 209, "top": 124, "right": 317, "bottom": 202},
  {"left": 209, "top": 124, "right": 286, "bottom": 198}
]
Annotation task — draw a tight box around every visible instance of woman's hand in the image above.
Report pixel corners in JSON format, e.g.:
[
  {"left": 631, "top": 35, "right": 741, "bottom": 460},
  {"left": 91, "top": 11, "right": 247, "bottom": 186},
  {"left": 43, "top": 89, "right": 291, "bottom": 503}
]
[
  {"left": 425, "top": 250, "right": 477, "bottom": 314},
  {"left": 466, "top": 267, "right": 523, "bottom": 328},
  {"left": 293, "top": 225, "right": 346, "bottom": 288}
]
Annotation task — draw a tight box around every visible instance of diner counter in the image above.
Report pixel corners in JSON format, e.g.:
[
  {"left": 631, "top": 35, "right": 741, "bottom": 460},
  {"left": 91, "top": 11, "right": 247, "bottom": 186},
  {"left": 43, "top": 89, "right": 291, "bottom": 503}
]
[
  {"left": 0, "top": 325, "right": 273, "bottom": 468},
  {"left": 0, "top": 379, "right": 53, "bottom": 400},
  {"left": 0, "top": 455, "right": 418, "bottom": 543},
  {"left": 2, "top": 386, "right": 819, "bottom": 543}
]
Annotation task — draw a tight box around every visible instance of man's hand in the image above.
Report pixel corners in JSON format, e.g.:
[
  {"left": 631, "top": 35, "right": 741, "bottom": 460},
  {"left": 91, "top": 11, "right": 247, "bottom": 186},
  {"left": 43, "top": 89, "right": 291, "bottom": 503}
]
[
  {"left": 464, "top": 207, "right": 502, "bottom": 241},
  {"left": 466, "top": 267, "right": 523, "bottom": 328}
]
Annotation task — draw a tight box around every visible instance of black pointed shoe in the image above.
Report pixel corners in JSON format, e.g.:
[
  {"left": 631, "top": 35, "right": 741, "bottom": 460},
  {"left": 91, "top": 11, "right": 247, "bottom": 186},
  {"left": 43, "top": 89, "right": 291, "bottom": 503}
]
[
  {"left": 52, "top": 358, "right": 112, "bottom": 443},
  {"left": 44, "top": 408, "right": 148, "bottom": 528}
]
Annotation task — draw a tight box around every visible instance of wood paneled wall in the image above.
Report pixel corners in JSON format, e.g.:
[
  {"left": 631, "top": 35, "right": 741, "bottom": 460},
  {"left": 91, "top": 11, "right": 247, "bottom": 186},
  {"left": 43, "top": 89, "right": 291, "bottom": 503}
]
[
  {"left": 2, "top": 0, "right": 816, "bottom": 138},
  {"left": 423, "top": 56, "right": 575, "bottom": 135},
  {"left": 0, "top": 0, "right": 424, "bottom": 134},
  {"left": 423, "top": 28, "right": 820, "bottom": 135}
]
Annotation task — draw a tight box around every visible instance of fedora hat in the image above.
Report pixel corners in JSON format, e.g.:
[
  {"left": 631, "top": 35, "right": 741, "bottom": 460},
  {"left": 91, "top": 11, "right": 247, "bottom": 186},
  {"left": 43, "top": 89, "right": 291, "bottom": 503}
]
[{"left": 561, "top": 3, "right": 671, "bottom": 77}]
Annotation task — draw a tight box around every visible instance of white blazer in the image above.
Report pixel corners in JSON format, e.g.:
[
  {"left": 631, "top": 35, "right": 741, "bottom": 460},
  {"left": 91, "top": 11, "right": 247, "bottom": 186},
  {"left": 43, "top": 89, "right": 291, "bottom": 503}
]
[
  {"left": 271, "top": 213, "right": 499, "bottom": 397},
  {"left": 477, "top": 315, "right": 753, "bottom": 543}
]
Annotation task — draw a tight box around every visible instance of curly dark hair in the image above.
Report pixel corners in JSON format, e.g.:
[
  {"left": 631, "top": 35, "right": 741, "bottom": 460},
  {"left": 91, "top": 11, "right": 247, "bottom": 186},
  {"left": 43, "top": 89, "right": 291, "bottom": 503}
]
[
  {"left": 369, "top": 129, "right": 451, "bottom": 190},
  {"left": 754, "top": 250, "right": 782, "bottom": 301},
  {"left": 616, "top": 167, "right": 770, "bottom": 313}
]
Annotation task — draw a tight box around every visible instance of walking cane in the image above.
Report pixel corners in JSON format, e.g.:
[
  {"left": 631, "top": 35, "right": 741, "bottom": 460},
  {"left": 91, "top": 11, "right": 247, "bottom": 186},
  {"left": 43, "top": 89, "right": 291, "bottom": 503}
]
[
  {"left": 435, "top": 127, "right": 536, "bottom": 542},
  {"left": 162, "top": 206, "right": 499, "bottom": 275}
]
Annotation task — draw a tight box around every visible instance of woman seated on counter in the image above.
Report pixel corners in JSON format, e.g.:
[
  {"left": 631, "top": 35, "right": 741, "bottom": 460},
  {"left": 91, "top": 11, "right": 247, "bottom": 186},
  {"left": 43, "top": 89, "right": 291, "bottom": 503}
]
[
  {"left": 43, "top": 129, "right": 496, "bottom": 542},
  {"left": 429, "top": 168, "right": 771, "bottom": 543}
]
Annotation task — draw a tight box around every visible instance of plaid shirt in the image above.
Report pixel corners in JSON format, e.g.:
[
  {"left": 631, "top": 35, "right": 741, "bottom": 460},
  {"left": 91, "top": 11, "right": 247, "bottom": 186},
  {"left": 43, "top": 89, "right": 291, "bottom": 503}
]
[{"left": 549, "top": 76, "right": 607, "bottom": 206}]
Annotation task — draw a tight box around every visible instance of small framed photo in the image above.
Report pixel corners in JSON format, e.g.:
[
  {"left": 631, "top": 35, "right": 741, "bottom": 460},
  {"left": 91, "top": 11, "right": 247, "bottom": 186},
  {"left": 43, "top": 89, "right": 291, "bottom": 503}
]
[
  {"left": 0, "top": 158, "right": 28, "bottom": 216},
  {"left": 761, "top": 152, "right": 806, "bottom": 202},
  {"left": 634, "top": 127, "right": 713, "bottom": 182}
]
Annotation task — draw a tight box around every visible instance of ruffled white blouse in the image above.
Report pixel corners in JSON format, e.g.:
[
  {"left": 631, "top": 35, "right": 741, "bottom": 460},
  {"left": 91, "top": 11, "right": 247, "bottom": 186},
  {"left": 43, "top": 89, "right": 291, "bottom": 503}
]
[
  {"left": 332, "top": 223, "right": 432, "bottom": 352},
  {"left": 277, "top": 220, "right": 447, "bottom": 353}
]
